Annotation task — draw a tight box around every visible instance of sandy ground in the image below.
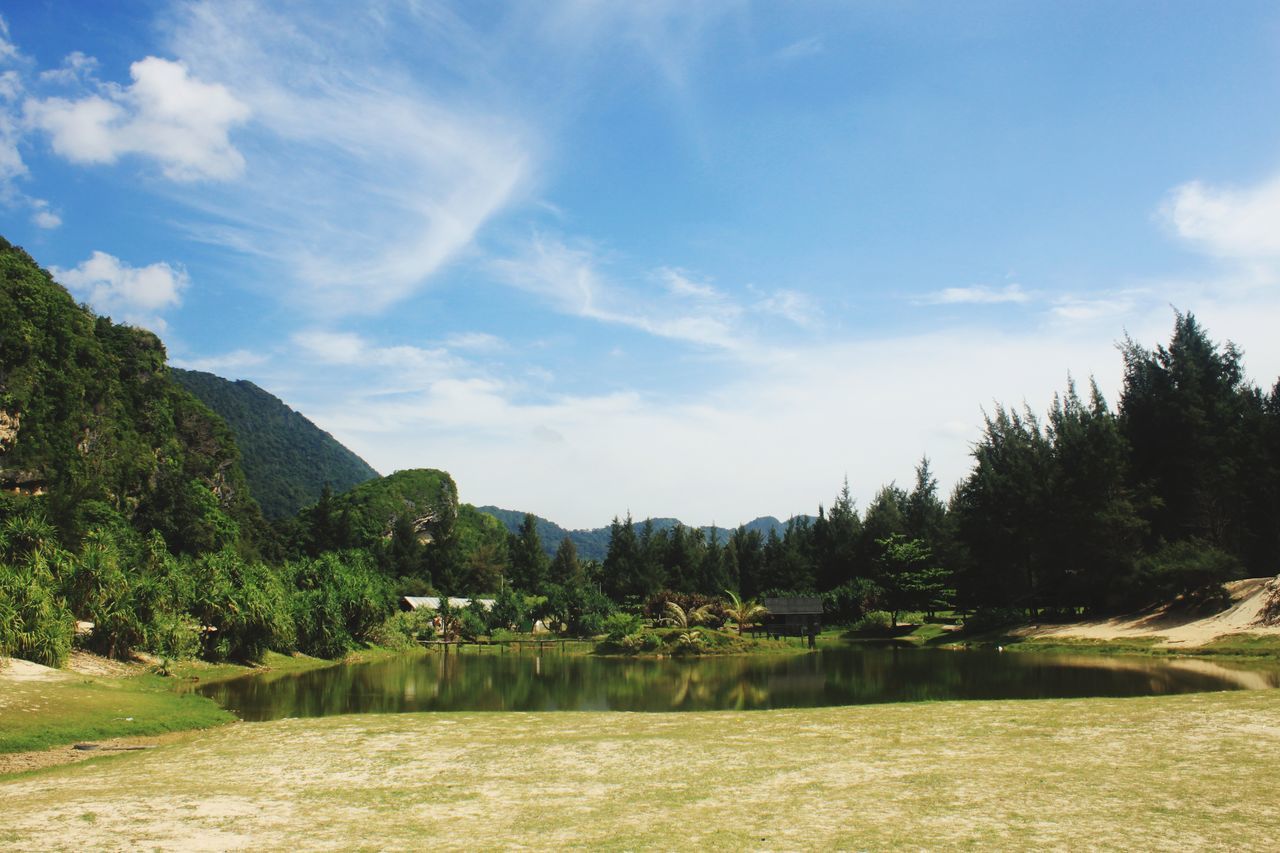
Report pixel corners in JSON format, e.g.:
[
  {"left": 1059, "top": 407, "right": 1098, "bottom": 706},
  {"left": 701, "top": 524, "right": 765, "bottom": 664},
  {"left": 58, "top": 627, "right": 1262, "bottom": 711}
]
[
  {"left": 1025, "top": 577, "right": 1280, "bottom": 646},
  {"left": 1, "top": 691, "right": 1279, "bottom": 851}
]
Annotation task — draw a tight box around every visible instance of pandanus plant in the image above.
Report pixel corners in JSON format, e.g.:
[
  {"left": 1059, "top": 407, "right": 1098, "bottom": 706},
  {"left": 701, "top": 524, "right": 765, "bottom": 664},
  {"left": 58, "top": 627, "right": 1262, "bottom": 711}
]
[
  {"left": 723, "top": 590, "right": 766, "bottom": 636},
  {"left": 663, "top": 600, "right": 716, "bottom": 629}
]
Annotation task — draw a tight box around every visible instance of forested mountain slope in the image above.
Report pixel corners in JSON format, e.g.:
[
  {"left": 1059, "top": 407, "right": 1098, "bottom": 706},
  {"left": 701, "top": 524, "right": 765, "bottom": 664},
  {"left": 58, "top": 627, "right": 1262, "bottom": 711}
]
[
  {"left": 0, "top": 236, "right": 264, "bottom": 554},
  {"left": 172, "top": 368, "right": 378, "bottom": 519},
  {"left": 477, "top": 506, "right": 798, "bottom": 561}
]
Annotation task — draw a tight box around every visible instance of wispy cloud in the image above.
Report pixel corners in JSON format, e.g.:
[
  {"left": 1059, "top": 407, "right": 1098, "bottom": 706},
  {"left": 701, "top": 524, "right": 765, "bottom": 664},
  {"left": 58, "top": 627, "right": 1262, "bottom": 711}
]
[
  {"left": 491, "top": 236, "right": 745, "bottom": 351},
  {"left": 150, "top": 0, "right": 532, "bottom": 317},
  {"left": 172, "top": 348, "right": 267, "bottom": 374},
  {"left": 52, "top": 250, "right": 188, "bottom": 331},
  {"left": 773, "top": 36, "right": 824, "bottom": 63},
  {"left": 918, "top": 283, "right": 1031, "bottom": 306}
]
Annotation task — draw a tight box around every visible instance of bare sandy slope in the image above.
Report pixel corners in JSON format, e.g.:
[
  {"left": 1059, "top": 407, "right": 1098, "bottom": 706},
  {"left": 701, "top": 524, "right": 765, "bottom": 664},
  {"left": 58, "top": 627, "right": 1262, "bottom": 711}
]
[
  {"left": 1026, "top": 577, "right": 1280, "bottom": 647},
  {"left": 2, "top": 692, "right": 1279, "bottom": 851}
]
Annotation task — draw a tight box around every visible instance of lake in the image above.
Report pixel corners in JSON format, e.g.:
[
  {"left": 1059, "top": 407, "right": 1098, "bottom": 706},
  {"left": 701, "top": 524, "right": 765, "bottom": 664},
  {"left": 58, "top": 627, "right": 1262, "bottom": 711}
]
[{"left": 196, "top": 645, "right": 1280, "bottom": 720}]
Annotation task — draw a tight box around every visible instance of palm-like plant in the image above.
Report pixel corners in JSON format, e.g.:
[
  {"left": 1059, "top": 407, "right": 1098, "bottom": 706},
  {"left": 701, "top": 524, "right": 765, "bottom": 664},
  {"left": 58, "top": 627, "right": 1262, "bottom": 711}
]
[
  {"left": 663, "top": 600, "right": 718, "bottom": 629},
  {"left": 723, "top": 590, "right": 767, "bottom": 636}
]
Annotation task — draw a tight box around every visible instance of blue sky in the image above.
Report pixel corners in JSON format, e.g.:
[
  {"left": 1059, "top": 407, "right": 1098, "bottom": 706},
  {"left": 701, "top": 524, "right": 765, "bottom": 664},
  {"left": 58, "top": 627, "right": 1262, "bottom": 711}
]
[{"left": 3, "top": 1, "right": 1280, "bottom": 528}]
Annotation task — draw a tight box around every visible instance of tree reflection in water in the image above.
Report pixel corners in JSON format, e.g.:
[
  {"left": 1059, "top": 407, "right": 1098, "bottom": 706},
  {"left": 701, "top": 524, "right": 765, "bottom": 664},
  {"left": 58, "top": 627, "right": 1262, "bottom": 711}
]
[{"left": 196, "top": 647, "right": 1280, "bottom": 721}]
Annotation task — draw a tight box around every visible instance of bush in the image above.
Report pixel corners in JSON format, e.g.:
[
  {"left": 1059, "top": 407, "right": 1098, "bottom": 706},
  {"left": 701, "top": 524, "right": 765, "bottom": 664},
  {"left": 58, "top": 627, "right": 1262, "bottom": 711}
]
[
  {"left": 1136, "top": 540, "right": 1241, "bottom": 607},
  {"left": 962, "top": 607, "right": 1024, "bottom": 633},
  {"left": 457, "top": 607, "right": 488, "bottom": 641},
  {"left": 147, "top": 612, "right": 202, "bottom": 660},
  {"left": 850, "top": 610, "right": 892, "bottom": 633},
  {"left": 643, "top": 591, "right": 727, "bottom": 629},
  {"left": 823, "top": 578, "right": 884, "bottom": 625},
  {"left": 602, "top": 611, "right": 644, "bottom": 642},
  {"left": 368, "top": 610, "right": 435, "bottom": 650}
]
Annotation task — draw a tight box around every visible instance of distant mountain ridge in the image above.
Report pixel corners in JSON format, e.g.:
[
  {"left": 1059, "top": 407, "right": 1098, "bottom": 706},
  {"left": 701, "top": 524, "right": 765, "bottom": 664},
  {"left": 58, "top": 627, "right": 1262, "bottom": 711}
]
[
  {"left": 171, "top": 369, "right": 379, "bottom": 520},
  {"left": 476, "top": 506, "right": 807, "bottom": 561}
]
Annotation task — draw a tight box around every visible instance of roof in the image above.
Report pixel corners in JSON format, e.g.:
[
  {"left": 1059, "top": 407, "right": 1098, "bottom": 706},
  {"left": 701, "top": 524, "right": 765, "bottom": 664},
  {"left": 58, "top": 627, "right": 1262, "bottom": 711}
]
[
  {"left": 763, "top": 596, "right": 824, "bottom": 615},
  {"left": 401, "top": 596, "right": 496, "bottom": 611}
]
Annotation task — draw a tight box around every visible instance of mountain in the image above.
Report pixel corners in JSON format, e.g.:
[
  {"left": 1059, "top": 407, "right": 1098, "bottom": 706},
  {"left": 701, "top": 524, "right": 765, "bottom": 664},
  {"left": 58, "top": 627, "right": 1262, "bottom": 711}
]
[
  {"left": 0, "top": 236, "right": 263, "bottom": 553},
  {"left": 476, "top": 506, "right": 803, "bottom": 561},
  {"left": 171, "top": 368, "right": 379, "bottom": 520}
]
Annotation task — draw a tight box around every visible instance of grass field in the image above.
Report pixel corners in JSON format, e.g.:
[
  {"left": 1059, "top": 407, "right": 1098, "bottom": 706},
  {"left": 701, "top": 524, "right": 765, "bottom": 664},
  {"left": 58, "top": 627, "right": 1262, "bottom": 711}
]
[
  {"left": 0, "top": 671, "right": 232, "bottom": 754},
  {"left": 2, "top": 689, "right": 1278, "bottom": 850}
]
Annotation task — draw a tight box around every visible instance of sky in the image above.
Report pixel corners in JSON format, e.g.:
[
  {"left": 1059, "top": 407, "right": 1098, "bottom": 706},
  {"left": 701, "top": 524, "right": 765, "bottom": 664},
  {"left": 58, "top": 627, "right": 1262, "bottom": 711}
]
[{"left": 3, "top": 1, "right": 1280, "bottom": 530}]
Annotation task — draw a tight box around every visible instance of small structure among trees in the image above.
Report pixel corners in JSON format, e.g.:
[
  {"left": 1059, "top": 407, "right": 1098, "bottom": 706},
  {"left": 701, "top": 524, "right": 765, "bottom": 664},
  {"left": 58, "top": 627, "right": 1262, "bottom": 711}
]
[
  {"left": 399, "top": 596, "right": 495, "bottom": 612},
  {"left": 761, "top": 596, "right": 823, "bottom": 648}
]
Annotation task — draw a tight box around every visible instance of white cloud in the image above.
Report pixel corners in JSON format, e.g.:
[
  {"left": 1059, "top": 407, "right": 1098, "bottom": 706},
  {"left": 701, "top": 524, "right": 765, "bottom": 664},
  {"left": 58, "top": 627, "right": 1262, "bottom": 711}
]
[
  {"left": 774, "top": 36, "right": 824, "bottom": 63},
  {"left": 52, "top": 251, "right": 188, "bottom": 331},
  {"left": 38, "top": 51, "right": 99, "bottom": 85},
  {"left": 1163, "top": 175, "right": 1280, "bottom": 261},
  {"left": 919, "top": 283, "right": 1031, "bottom": 305},
  {"left": 149, "top": 0, "right": 530, "bottom": 316},
  {"left": 755, "top": 288, "right": 819, "bottom": 328},
  {"left": 444, "top": 332, "right": 505, "bottom": 352},
  {"left": 0, "top": 15, "right": 17, "bottom": 63},
  {"left": 172, "top": 348, "right": 267, "bottom": 374},
  {"left": 491, "top": 237, "right": 745, "bottom": 351},
  {"left": 25, "top": 56, "right": 250, "bottom": 181},
  {"left": 29, "top": 198, "right": 60, "bottom": 228}
]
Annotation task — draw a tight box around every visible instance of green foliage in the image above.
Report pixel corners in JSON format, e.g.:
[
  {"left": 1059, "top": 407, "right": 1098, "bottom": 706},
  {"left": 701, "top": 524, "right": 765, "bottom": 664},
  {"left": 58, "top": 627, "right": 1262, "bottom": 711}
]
[
  {"left": 289, "top": 551, "right": 394, "bottom": 658},
  {"left": 325, "top": 468, "right": 458, "bottom": 550},
  {"left": 822, "top": 578, "right": 884, "bottom": 625},
  {"left": 875, "top": 534, "right": 954, "bottom": 626},
  {"left": 1135, "top": 540, "right": 1242, "bottom": 607},
  {"left": 850, "top": 610, "right": 893, "bottom": 633},
  {"left": 171, "top": 368, "right": 378, "bottom": 520},
  {"left": 189, "top": 548, "right": 293, "bottom": 662},
  {"left": 723, "top": 589, "right": 766, "bottom": 635},
  {"left": 962, "top": 607, "right": 1025, "bottom": 633},
  {"left": 0, "top": 516, "right": 74, "bottom": 666},
  {"left": 489, "top": 586, "right": 530, "bottom": 632},
  {"left": 601, "top": 611, "right": 643, "bottom": 642},
  {"left": 508, "top": 512, "right": 549, "bottom": 593},
  {"left": 368, "top": 610, "right": 436, "bottom": 650}
]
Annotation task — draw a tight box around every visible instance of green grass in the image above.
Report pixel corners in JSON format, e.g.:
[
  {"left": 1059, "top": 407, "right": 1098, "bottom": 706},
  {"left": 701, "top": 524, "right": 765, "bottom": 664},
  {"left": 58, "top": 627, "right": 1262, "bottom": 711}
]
[
  {"left": 2, "top": 690, "right": 1278, "bottom": 849},
  {"left": 0, "top": 673, "right": 233, "bottom": 754}
]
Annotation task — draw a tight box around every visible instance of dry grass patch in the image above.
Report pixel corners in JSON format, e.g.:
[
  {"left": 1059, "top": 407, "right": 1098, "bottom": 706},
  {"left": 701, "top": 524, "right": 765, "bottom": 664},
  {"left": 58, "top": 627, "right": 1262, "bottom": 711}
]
[{"left": 2, "top": 691, "right": 1278, "bottom": 850}]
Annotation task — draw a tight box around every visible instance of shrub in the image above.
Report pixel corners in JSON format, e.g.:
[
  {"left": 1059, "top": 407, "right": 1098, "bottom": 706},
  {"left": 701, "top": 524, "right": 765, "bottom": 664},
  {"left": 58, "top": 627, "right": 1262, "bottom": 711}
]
[
  {"left": 962, "top": 607, "right": 1024, "bottom": 633},
  {"left": 148, "top": 612, "right": 201, "bottom": 660},
  {"left": 602, "top": 611, "right": 643, "bottom": 642},
  {"left": 850, "top": 610, "right": 893, "bottom": 633},
  {"left": 368, "top": 610, "right": 435, "bottom": 650},
  {"left": 643, "top": 591, "right": 727, "bottom": 629},
  {"left": 1136, "top": 540, "right": 1241, "bottom": 608},
  {"left": 457, "top": 607, "right": 488, "bottom": 641},
  {"left": 823, "top": 578, "right": 884, "bottom": 625}
]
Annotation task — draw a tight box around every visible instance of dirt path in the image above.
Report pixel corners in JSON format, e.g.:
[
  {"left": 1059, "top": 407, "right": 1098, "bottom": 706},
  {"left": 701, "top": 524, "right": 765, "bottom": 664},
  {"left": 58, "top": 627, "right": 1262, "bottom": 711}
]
[
  {"left": 1025, "top": 577, "right": 1280, "bottom": 646},
  {"left": 0, "top": 731, "right": 196, "bottom": 777}
]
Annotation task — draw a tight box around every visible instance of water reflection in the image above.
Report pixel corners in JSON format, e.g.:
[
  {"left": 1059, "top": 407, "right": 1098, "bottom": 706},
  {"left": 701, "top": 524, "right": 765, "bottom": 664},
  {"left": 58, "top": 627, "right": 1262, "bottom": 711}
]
[{"left": 196, "top": 647, "right": 1280, "bottom": 721}]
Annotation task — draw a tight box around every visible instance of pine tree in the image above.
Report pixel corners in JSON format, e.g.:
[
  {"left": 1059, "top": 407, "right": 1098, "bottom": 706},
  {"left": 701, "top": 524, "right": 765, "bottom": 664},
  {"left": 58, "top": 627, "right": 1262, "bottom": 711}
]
[{"left": 508, "top": 513, "right": 549, "bottom": 593}]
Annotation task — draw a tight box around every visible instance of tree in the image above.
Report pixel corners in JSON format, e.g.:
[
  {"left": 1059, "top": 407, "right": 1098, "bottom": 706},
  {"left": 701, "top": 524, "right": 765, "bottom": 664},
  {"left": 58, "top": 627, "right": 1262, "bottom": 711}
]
[
  {"left": 723, "top": 589, "right": 767, "bottom": 636},
  {"left": 549, "top": 536, "right": 584, "bottom": 588},
  {"left": 508, "top": 513, "right": 549, "bottom": 593},
  {"left": 876, "top": 534, "right": 953, "bottom": 626},
  {"left": 817, "top": 479, "right": 861, "bottom": 591},
  {"left": 1120, "top": 312, "right": 1264, "bottom": 567}
]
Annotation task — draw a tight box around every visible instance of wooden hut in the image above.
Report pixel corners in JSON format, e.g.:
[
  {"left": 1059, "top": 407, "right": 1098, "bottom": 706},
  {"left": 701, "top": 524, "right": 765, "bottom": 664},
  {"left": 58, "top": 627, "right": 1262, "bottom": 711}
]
[
  {"left": 399, "top": 596, "right": 495, "bottom": 612},
  {"left": 762, "top": 596, "right": 823, "bottom": 648}
]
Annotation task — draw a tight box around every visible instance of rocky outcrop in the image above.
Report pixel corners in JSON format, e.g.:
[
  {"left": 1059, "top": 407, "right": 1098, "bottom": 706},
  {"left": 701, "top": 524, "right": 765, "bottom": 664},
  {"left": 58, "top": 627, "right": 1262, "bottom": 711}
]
[{"left": 1258, "top": 576, "right": 1280, "bottom": 627}]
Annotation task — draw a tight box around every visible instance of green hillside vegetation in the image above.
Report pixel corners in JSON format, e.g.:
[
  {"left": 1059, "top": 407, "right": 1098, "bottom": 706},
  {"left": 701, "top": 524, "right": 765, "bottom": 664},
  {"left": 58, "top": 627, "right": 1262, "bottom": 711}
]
[
  {"left": 4, "top": 233, "right": 1280, "bottom": 675},
  {"left": 171, "top": 368, "right": 378, "bottom": 520},
  {"left": 477, "top": 506, "right": 796, "bottom": 562}
]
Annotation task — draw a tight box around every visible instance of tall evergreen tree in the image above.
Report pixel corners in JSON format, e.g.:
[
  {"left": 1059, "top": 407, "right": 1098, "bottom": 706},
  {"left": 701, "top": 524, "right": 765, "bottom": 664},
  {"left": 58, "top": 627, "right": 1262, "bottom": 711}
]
[
  {"left": 508, "top": 512, "right": 550, "bottom": 593},
  {"left": 1119, "top": 313, "right": 1262, "bottom": 566},
  {"left": 549, "top": 535, "right": 584, "bottom": 588}
]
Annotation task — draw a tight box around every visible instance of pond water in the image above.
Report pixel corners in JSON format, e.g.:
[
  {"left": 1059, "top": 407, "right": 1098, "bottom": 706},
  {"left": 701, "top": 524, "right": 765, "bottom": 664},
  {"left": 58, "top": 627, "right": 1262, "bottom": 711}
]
[{"left": 196, "top": 645, "right": 1280, "bottom": 721}]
